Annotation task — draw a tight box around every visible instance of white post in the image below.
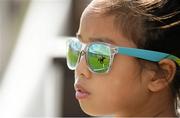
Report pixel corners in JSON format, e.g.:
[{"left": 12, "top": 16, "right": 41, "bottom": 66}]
[{"left": 0, "top": 0, "right": 72, "bottom": 117}]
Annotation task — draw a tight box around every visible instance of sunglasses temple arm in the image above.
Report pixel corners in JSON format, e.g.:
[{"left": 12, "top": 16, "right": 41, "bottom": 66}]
[{"left": 117, "top": 47, "right": 172, "bottom": 62}]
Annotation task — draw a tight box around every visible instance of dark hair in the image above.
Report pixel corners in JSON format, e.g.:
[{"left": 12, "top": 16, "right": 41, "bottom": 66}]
[{"left": 90, "top": 0, "right": 180, "bottom": 115}]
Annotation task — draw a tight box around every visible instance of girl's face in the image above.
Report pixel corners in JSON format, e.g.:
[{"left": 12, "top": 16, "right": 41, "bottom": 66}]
[{"left": 74, "top": 8, "right": 151, "bottom": 116}]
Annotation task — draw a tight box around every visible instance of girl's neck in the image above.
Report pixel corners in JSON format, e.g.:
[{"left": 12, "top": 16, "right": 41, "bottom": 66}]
[
  {"left": 153, "top": 103, "right": 177, "bottom": 117},
  {"left": 138, "top": 90, "right": 177, "bottom": 117},
  {"left": 115, "top": 90, "right": 177, "bottom": 117}
]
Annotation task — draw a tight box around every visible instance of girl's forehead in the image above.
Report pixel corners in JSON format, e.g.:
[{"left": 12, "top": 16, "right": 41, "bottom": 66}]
[
  {"left": 79, "top": 15, "right": 137, "bottom": 48},
  {"left": 79, "top": 0, "right": 138, "bottom": 47}
]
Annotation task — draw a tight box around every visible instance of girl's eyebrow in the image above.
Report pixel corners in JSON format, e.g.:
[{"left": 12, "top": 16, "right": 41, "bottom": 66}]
[
  {"left": 76, "top": 33, "right": 115, "bottom": 44},
  {"left": 89, "top": 37, "right": 115, "bottom": 44}
]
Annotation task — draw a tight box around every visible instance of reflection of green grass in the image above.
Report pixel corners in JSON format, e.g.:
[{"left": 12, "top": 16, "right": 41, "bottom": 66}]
[
  {"left": 68, "top": 48, "right": 79, "bottom": 67},
  {"left": 68, "top": 49, "right": 110, "bottom": 73},
  {"left": 88, "top": 52, "right": 110, "bottom": 73}
]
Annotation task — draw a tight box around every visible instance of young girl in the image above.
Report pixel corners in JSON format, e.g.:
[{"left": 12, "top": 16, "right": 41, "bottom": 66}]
[{"left": 66, "top": 0, "right": 180, "bottom": 117}]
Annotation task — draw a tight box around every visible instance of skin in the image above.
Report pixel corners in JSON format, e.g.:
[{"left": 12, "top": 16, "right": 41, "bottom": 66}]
[{"left": 74, "top": 0, "right": 177, "bottom": 117}]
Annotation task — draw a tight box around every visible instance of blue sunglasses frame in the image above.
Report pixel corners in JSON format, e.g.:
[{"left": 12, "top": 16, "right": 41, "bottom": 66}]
[{"left": 117, "top": 47, "right": 180, "bottom": 66}]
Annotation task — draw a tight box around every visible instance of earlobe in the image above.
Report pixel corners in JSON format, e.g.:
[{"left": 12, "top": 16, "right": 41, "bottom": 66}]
[
  {"left": 148, "top": 59, "right": 177, "bottom": 92},
  {"left": 148, "top": 78, "right": 169, "bottom": 92}
]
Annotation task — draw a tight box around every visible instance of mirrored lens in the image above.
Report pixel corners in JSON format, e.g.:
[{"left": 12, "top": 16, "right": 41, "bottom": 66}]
[
  {"left": 67, "top": 39, "right": 82, "bottom": 70},
  {"left": 87, "top": 43, "right": 111, "bottom": 73}
]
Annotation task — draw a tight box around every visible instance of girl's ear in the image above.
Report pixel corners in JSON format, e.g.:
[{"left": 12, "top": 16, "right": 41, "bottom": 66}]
[{"left": 148, "top": 59, "right": 177, "bottom": 92}]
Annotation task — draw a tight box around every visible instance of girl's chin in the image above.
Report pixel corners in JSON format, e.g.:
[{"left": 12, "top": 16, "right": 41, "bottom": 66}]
[{"left": 79, "top": 103, "right": 113, "bottom": 116}]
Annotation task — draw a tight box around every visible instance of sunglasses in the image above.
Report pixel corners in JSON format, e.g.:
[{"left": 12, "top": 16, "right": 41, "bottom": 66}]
[{"left": 66, "top": 38, "right": 180, "bottom": 74}]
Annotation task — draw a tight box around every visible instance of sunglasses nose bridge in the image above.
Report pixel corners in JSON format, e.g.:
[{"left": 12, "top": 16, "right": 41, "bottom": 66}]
[
  {"left": 80, "top": 50, "right": 85, "bottom": 56},
  {"left": 77, "top": 50, "right": 86, "bottom": 64}
]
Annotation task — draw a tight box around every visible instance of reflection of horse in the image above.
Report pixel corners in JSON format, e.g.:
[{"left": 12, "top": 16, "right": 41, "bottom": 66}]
[{"left": 98, "top": 56, "right": 106, "bottom": 64}]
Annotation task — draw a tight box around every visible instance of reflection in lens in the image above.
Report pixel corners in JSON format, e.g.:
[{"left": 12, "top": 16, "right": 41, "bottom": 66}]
[
  {"left": 87, "top": 43, "right": 111, "bottom": 73},
  {"left": 67, "top": 40, "right": 81, "bottom": 70}
]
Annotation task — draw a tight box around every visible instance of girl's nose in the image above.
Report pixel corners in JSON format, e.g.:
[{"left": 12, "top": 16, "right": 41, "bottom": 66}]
[{"left": 75, "top": 52, "right": 91, "bottom": 79}]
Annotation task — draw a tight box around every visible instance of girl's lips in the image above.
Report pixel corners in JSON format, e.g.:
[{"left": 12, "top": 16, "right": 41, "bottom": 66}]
[
  {"left": 75, "top": 90, "right": 90, "bottom": 100},
  {"left": 74, "top": 84, "right": 90, "bottom": 100}
]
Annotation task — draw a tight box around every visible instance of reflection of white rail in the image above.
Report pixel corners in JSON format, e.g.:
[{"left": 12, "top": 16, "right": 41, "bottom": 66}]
[
  {"left": 94, "top": 68, "right": 105, "bottom": 72},
  {"left": 0, "top": 0, "right": 72, "bottom": 117}
]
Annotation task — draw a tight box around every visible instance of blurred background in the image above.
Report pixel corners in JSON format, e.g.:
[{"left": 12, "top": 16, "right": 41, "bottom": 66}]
[{"left": 0, "top": 0, "right": 92, "bottom": 117}]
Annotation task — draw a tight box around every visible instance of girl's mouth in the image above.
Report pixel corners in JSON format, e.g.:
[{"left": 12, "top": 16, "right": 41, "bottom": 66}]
[{"left": 74, "top": 84, "right": 90, "bottom": 100}]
